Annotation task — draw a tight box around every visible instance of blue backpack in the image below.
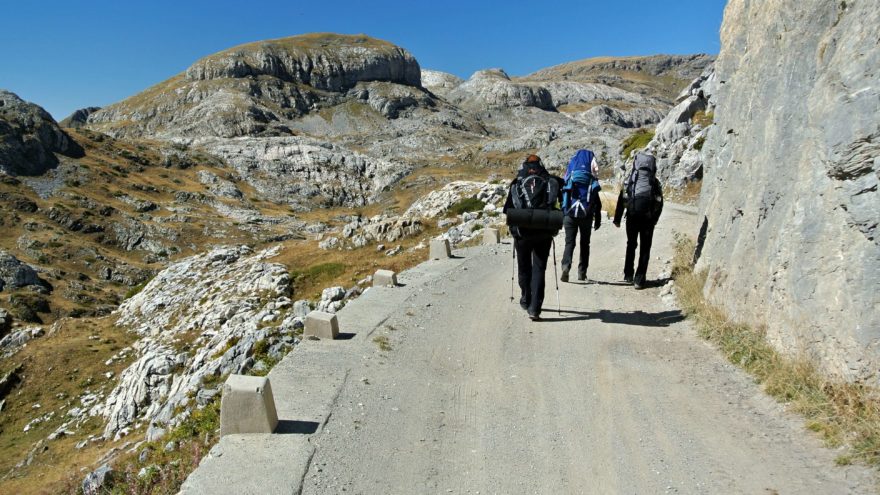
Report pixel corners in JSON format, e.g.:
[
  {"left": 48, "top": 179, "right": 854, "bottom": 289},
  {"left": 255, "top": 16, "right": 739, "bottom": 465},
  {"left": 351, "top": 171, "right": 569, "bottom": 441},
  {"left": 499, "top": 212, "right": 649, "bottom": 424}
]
[{"left": 562, "top": 150, "right": 599, "bottom": 218}]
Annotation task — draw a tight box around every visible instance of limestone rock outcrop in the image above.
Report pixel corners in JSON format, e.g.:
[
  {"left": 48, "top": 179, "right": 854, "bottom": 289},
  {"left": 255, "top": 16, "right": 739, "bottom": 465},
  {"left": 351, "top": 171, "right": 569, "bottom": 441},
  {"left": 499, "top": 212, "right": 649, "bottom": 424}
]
[
  {"left": 184, "top": 34, "right": 420, "bottom": 91},
  {"left": 645, "top": 65, "right": 717, "bottom": 188},
  {"left": 0, "top": 90, "right": 83, "bottom": 175},
  {"left": 450, "top": 69, "right": 554, "bottom": 111},
  {"left": 421, "top": 69, "right": 463, "bottom": 98},
  {"left": 193, "top": 135, "right": 410, "bottom": 208},
  {"left": 696, "top": 0, "right": 880, "bottom": 383},
  {"left": 59, "top": 107, "right": 101, "bottom": 128},
  {"left": 87, "top": 34, "right": 422, "bottom": 139},
  {"left": 0, "top": 251, "right": 43, "bottom": 292},
  {"left": 100, "top": 246, "right": 296, "bottom": 439}
]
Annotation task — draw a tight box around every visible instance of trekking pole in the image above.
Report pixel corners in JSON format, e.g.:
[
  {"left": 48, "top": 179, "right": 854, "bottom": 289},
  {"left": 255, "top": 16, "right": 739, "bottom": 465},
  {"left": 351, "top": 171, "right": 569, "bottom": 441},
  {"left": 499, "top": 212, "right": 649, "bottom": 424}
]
[
  {"left": 551, "top": 239, "right": 561, "bottom": 315},
  {"left": 510, "top": 239, "right": 516, "bottom": 303}
]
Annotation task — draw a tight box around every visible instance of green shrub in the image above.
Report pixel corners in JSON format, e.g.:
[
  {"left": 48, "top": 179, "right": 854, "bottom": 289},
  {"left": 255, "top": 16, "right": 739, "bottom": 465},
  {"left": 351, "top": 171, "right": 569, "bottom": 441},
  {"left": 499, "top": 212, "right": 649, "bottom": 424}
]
[
  {"left": 620, "top": 128, "right": 655, "bottom": 160},
  {"left": 292, "top": 262, "right": 346, "bottom": 282},
  {"left": 124, "top": 276, "right": 154, "bottom": 300},
  {"left": 448, "top": 197, "right": 486, "bottom": 216}
]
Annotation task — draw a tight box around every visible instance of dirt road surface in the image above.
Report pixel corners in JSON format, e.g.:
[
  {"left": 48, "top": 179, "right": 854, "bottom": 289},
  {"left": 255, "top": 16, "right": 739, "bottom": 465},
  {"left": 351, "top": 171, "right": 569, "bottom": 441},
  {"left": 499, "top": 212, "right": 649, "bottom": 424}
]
[{"left": 292, "top": 206, "right": 876, "bottom": 494}]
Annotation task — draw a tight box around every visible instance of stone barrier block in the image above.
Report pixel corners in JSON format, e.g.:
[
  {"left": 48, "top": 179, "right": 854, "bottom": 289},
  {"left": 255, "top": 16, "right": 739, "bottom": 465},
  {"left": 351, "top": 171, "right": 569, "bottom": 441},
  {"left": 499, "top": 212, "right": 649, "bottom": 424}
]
[
  {"left": 373, "top": 269, "right": 398, "bottom": 287},
  {"left": 220, "top": 375, "right": 278, "bottom": 437},
  {"left": 483, "top": 227, "right": 500, "bottom": 245},
  {"left": 304, "top": 311, "right": 339, "bottom": 340},
  {"left": 430, "top": 239, "right": 451, "bottom": 260}
]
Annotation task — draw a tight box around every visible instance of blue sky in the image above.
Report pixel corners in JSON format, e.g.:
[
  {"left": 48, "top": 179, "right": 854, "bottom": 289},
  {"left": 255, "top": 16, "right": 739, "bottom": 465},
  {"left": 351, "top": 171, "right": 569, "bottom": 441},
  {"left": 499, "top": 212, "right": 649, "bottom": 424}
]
[{"left": 0, "top": 0, "right": 727, "bottom": 119}]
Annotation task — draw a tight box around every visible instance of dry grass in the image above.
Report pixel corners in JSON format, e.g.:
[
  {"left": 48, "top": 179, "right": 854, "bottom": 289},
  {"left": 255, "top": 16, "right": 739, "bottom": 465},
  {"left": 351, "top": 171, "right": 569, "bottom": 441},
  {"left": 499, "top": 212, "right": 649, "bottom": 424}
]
[
  {"left": 557, "top": 100, "right": 639, "bottom": 114},
  {"left": 672, "top": 234, "right": 880, "bottom": 466},
  {"left": 372, "top": 336, "right": 392, "bottom": 352},
  {"left": 665, "top": 180, "right": 702, "bottom": 206},
  {"left": 0, "top": 316, "right": 139, "bottom": 495},
  {"left": 692, "top": 110, "right": 714, "bottom": 128}
]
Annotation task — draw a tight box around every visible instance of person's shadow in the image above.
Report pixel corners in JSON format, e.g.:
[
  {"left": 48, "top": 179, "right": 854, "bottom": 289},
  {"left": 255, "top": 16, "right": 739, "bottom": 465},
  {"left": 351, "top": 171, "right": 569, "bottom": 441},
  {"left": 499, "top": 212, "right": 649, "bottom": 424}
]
[{"left": 537, "top": 308, "right": 684, "bottom": 327}]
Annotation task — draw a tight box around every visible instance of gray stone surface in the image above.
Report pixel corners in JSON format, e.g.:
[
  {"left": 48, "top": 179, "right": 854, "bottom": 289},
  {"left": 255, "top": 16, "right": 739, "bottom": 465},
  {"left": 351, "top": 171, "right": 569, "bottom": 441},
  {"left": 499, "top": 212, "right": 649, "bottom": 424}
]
[
  {"left": 430, "top": 239, "right": 451, "bottom": 260},
  {"left": 220, "top": 375, "right": 278, "bottom": 436},
  {"left": 0, "top": 90, "right": 83, "bottom": 175},
  {"left": 59, "top": 106, "right": 101, "bottom": 129},
  {"left": 0, "top": 250, "right": 42, "bottom": 292},
  {"left": 179, "top": 434, "right": 314, "bottom": 495},
  {"left": 483, "top": 227, "right": 500, "bottom": 245},
  {"left": 697, "top": 0, "right": 880, "bottom": 384},
  {"left": 304, "top": 311, "right": 339, "bottom": 340},
  {"left": 81, "top": 463, "right": 114, "bottom": 495},
  {"left": 99, "top": 245, "right": 293, "bottom": 439},
  {"left": 372, "top": 269, "right": 397, "bottom": 287},
  {"left": 643, "top": 65, "right": 716, "bottom": 189}
]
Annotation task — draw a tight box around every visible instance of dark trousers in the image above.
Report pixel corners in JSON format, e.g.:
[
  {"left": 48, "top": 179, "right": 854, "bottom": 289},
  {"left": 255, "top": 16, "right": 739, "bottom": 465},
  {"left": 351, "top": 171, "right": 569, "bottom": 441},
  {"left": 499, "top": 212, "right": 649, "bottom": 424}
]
[
  {"left": 624, "top": 215, "right": 655, "bottom": 282},
  {"left": 515, "top": 237, "right": 552, "bottom": 315},
  {"left": 561, "top": 215, "right": 592, "bottom": 276}
]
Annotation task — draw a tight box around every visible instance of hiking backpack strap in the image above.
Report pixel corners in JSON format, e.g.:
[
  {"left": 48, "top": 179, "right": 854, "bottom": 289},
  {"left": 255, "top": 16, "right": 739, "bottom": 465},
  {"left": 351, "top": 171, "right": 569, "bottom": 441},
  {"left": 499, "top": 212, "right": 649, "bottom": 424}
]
[{"left": 510, "top": 180, "right": 523, "bottom": 210}]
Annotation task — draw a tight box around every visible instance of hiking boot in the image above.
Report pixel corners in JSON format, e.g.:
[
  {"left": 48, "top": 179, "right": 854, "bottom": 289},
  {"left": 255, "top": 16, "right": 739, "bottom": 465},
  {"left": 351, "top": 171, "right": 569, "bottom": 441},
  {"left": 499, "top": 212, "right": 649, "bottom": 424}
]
[
  {"left": 577, "top": 271, "right": 587, "bottom": 282},
  {"left": 623, "top": 275, "right": 634, "bottom": 285},
  {"left": 560, "top": 269, "right": 569, "bottom": 283},
  {"left": 633, "top": 275, "right": 646, "bottom": 290},
  {"left": 519, "top": 296, "right": 529, "bottom": 311},
  {"left": 528, "top": 311, "right": 541, "bottom": 321}
]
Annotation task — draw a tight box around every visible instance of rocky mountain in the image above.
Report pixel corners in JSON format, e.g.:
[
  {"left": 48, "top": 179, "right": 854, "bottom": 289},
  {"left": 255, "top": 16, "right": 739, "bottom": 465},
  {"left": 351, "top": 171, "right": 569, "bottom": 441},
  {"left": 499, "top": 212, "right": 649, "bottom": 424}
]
[
  {"left": 83, "top": 34, "right": 711, "bottom": 209},
  {"left": 59, "top": 107, "right": 101, "bottom": 129},
  {"left": 0, "top": 90, "right": 84, "bottom": 175},
  {"left": 696, "top": 0, "right": 880, "bottom": 384}
]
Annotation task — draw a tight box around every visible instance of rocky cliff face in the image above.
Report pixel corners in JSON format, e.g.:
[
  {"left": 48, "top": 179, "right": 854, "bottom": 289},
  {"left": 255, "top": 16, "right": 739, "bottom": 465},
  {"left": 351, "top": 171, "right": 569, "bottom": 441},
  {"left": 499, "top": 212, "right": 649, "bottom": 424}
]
[
  {"left": 645, "top": 65, "right": 717, "bottom": 188},
  {"left": 87, "top": 34, "right": 423, "bottom": 140},
  {"left": 0, "top": 90, "right": 84, "bottom": 175},
  {"left": 697, "top": 0, "right": 880, "bottom": 383}
]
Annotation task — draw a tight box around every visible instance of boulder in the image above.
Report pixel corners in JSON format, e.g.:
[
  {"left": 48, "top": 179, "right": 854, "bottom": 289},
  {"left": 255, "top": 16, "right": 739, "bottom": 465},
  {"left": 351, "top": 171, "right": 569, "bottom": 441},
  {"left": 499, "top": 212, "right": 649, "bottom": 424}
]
[
  {"left": 82, "top": 464, "right": 114, "bottom": 495},
  {"left": 0, "top": 251, "right": 42, "bottom": 292},
  {"left": 0, "top": 90, "right": 83, "bottom": 175}
]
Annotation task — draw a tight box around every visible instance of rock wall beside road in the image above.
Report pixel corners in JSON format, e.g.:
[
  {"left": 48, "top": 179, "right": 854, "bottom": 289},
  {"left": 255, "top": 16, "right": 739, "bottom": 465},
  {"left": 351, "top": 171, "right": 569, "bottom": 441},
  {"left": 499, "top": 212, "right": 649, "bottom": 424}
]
[{"left": 697, "top": 0, "right": 880, "bottom": 383}]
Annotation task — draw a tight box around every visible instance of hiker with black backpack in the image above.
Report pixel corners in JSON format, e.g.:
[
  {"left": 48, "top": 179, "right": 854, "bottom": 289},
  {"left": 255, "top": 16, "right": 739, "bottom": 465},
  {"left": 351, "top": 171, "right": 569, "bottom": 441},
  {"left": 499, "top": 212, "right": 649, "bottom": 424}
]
[
  {"left": 560, "top": 149, "right": 602, "bottom": 283},
  {"left": 503, "top": 154, "right": 564, "bottom": 321},
  {"left": 613, "top": 152, "right": 664, "bottom": 289}
]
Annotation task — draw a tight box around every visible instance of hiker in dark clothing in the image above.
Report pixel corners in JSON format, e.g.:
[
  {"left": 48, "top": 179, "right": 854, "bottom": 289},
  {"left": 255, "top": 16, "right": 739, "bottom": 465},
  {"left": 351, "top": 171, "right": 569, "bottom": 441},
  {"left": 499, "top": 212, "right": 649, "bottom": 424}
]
[
  {"left": 613, "top": 152, "right": 664, "bottom": 289},
  {"left": 503, "top": 154, "right": 563, "bottom": 320},
  {"left": 560, "top": 150, "right": 602, "bottom": 283}
]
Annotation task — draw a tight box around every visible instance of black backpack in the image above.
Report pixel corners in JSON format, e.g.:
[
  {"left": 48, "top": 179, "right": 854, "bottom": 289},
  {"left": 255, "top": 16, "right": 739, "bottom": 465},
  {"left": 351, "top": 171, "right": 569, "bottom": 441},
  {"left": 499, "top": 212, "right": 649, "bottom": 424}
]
[
  {"left": 626, "top": 153, "right": 660, "bottom": 217},
  {"left": 507, "top": 171, "right": 563, "bottom": 238}
]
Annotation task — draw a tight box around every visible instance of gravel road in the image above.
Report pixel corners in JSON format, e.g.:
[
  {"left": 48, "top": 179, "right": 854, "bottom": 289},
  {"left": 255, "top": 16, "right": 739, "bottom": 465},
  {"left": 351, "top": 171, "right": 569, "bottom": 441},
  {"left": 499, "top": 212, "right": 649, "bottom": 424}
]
[{"left": 299, "top": 207, "right": 876, "bottom": 494}]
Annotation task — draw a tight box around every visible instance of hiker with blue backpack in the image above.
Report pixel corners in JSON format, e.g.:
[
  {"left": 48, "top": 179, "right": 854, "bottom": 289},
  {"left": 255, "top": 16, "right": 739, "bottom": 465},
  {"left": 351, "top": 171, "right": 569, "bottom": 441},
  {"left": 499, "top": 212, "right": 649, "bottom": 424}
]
[
  {"left": 503, "top": 154, "right": 564, "bottom": 321},
  {"left": 560, "top": 149, "right": 603, "bottom": 283},
  {"left": 613, "top": 152, "right": 664, "bottom": 289}
]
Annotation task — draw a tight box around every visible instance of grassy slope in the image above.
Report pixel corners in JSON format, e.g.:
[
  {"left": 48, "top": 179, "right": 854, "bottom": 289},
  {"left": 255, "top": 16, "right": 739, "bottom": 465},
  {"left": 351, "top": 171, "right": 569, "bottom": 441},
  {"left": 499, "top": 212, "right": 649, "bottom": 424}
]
[{"left": 0, "top": 124, "right": 506, "bottom": 493}]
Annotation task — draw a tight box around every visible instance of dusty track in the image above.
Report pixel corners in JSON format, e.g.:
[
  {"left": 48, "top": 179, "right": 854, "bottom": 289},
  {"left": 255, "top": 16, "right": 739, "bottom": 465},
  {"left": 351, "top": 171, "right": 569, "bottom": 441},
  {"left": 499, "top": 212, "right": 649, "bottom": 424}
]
[{"left": 296, "top": 207, "right": 876, "bottom": 494}]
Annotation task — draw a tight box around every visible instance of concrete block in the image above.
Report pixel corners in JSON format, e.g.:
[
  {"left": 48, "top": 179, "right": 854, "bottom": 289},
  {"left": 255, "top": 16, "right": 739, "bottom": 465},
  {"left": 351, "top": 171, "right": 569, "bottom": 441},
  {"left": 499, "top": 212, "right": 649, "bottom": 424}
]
[
  {"left": 220, "top": 375, "right": 278, "bottom": 437},
  {"left": 373, "top": 269, "right": 398, "bottom": 287},
  {"left": 304, "top": 311, "right": 339, "bottom": 340},
  {"left": 430, "top": 238, "right": 451, "bottom": 260},
  {"left": 483, "top": 227, "right": 500, "bottom": 244}
]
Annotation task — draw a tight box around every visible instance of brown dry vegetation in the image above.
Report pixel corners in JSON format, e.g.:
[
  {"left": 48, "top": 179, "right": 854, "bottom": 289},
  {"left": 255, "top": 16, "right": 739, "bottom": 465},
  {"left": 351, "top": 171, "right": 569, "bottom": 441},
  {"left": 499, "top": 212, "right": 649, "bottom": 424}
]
[
  {"left": 0, "top": 316, "right": 137, "bottom": 494},
  {"left": 665, "top": 179, "right": 702, "bottom": 206},
  {"left": 1, "top": 123, "right": 514, "bottom": 492},
  {"left": 672, "top": 235, "right": 880, "bottom": 467}
]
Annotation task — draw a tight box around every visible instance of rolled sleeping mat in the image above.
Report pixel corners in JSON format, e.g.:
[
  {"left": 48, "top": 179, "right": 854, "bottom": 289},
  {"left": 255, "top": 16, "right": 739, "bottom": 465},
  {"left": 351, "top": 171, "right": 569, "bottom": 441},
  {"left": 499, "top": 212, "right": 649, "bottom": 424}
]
[{"left": 505, "top": 208, "right": 564, "bottom": 230}]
